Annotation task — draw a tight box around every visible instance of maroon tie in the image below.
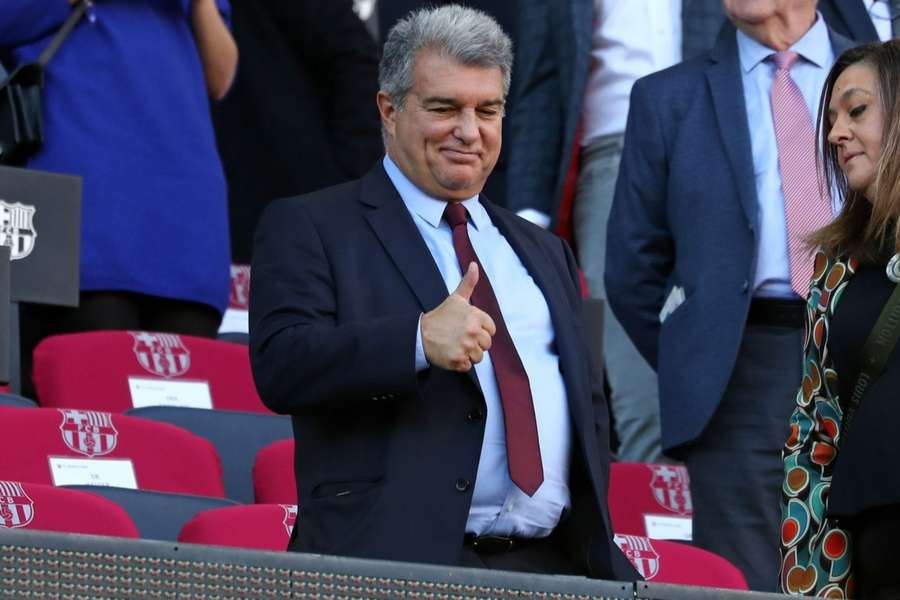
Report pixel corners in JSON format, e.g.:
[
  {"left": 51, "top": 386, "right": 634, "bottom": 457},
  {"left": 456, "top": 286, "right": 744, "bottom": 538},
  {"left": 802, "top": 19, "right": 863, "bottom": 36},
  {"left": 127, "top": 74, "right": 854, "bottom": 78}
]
[{"left": 444, "top": 202, "right": 544, "bottom": 496}]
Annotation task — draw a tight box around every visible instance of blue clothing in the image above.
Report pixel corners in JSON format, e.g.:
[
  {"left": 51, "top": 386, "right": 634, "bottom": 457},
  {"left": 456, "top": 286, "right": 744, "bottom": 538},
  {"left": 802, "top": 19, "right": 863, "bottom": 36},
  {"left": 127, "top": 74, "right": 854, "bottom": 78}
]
[
  {"left": 0, "top": 0, "right": 231, "bottom": 312},
  {"left": 737, "top": 14, "right": 835, "bottom": 299},
  {"left": 383, "top": 156, "right": 572, "bottom": 539}
]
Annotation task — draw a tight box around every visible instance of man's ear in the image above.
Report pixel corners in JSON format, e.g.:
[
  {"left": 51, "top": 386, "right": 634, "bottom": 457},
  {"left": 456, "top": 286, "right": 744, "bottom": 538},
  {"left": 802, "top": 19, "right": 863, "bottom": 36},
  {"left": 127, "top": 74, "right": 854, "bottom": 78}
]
[{"left": 376, "top": 91, "right": 398, "bottom": 138}]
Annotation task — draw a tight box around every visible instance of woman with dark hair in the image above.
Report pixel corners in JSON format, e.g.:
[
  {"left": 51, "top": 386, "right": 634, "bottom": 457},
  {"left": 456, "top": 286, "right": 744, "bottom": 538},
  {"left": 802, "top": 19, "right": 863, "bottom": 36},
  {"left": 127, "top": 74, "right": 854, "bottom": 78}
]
[{"left": 780, "top": 39, "right": 900, "bottom": 599}]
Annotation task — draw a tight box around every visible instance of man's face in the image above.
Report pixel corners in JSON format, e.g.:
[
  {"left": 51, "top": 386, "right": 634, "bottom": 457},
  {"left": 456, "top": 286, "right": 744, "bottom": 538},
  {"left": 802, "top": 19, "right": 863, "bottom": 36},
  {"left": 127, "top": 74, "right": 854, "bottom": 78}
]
[{"left": 378, "top": 49, "right": 504, "bottom": 202}]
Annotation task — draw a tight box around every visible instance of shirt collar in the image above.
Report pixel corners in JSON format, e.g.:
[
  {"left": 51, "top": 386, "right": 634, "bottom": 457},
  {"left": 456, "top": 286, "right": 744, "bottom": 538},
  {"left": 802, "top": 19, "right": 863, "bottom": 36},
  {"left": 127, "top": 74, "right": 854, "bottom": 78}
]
[
  {"left": 737, "top": 11, "right": 831, "bottom": 74},
  {"left": 382, "top": 155, "right": 487, "bottom": 230}
]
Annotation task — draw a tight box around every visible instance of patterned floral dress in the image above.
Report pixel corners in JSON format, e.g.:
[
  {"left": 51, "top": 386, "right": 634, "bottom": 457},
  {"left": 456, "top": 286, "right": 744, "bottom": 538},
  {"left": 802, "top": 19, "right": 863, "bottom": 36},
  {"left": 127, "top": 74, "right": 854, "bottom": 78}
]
[{"left": 780, "top": 250, "right": 857, "bottom": 598}]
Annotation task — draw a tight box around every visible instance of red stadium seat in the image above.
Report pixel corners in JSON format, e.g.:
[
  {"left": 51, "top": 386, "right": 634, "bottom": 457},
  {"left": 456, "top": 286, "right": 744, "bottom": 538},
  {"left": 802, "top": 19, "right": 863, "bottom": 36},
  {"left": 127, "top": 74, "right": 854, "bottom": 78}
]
[
  {"left": 0, "top": 406, "right": 225, "bottom": 497},
  {"left": 33, "top": 330, "right": 269, "bottom": 413},
  {"left": 614, "top": 534, "right": 748, "bottom": 590},
  {"left": 218, "top": 264, "right": 251, "bottom": 339},
  {"left": 178, "top": 504, "right": 296, "bottom": 551},
  {"left": 0, "top": 480, "right": 139, "bottom": 538},
  {"left": 608, "top": 462, "right": 693, "bottom": 540},
  {"left": 253, "top": 439, "right": 296, "bottom": 504}
]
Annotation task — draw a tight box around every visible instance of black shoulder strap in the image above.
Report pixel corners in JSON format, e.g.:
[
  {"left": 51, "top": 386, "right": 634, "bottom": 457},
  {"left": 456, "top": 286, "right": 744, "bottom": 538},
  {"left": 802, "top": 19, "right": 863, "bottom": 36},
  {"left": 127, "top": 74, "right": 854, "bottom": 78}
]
[
  {"left": 840, "top": 277, "right": 900, "bottom": 448},
  {"left": 37, "top": 1, "right": 89, "bottom": 67}
]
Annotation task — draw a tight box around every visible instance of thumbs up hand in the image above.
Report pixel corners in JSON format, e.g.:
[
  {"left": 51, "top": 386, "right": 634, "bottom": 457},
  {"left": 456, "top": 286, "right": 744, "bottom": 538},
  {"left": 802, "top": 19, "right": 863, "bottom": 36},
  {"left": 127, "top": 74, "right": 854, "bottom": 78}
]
[{"left": 421, "top": 262, "right": 496, "bottom": 372}]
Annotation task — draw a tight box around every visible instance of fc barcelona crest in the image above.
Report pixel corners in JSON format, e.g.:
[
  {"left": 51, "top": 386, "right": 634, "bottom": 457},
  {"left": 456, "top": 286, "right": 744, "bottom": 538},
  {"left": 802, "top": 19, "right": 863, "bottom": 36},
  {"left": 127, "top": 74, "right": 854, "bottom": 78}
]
[
  {"left": 281, "top": 504, "right": 297, "bottom": 536},
  {"left": 59, "top": 409, "right": 118, "bottom": 457},
  {"left": 130, "top": 331, "right": 191, "bottom": 379},
  {"left": 614, "top": 534, "right": 660, "bottom": 580},
  {"left": 0, "top": 200, "right": 36, "bottom": 260},
  {"left": 648, "top": 465, "right": 693, "bottom": 515},
  {"left": 0, "top": 481, "right": 33, "bottom": 529},
  {"left": 229, "top": 265, "right": 251, "bottom": 310}
]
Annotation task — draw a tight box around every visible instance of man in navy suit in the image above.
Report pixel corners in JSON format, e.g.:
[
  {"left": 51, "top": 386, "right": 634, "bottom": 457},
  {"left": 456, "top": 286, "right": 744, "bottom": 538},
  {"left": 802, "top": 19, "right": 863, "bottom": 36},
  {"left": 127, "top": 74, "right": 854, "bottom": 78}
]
[
  {"left": 606, "top": 0, "right": 852, "bottom": 591},
  {"left": 819, "top": 0, "right": 889, "bottom": 42},
  {"left": 250, "top": 4, "right": 634, "bottom": 579}
]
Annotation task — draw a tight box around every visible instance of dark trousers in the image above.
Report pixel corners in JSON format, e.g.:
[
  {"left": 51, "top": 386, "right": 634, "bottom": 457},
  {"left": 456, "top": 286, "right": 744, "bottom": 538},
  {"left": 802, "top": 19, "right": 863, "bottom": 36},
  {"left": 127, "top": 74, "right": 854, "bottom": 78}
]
[
  {"left": 850, "top": 504, "right": 900, "bottom": 599},
  {"left": 681, "top": 323, "right": 803, "bottom": 592}
]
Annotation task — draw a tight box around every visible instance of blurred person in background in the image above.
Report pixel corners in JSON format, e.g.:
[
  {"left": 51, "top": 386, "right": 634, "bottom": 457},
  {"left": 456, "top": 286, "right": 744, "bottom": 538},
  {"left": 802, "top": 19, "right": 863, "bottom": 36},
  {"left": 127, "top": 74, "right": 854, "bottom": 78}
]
[
  {"left": 605, "top": 0, "right": 852, "bottom": 590},
  {"left": 780, "top": 40, "right": 900, "bottom": 599},
  {"left": 819, "top": 0, "right": 897, "bottom": 43},
  {"left": 0, "top": 0, "right": 236, "bottom": 394},
  {"left": 213, "top": 0, "right": 382, "bottom": 264}
]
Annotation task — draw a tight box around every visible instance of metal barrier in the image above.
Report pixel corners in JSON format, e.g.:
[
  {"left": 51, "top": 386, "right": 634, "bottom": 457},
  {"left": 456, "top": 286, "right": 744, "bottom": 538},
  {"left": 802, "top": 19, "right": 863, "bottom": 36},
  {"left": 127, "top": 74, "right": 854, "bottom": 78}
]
[{"left": 0, "top": 528, "right": 794, "bottom": 599}]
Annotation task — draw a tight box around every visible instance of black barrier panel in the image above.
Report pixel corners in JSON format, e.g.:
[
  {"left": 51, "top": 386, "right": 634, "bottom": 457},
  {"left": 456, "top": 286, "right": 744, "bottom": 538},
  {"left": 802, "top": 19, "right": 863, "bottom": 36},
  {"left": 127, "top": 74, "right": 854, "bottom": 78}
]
[
  {"left": 0, "top": 528, "right": 633, "bottom": 599},
  {"left": 0, "top": 165, "right": 81, "bottom": 307},
  {"left": 637, "top": 582, "right": 795, "bottom": 600},
  {"left": 0, "top": 245, "right": 8, "bottom": 382}
]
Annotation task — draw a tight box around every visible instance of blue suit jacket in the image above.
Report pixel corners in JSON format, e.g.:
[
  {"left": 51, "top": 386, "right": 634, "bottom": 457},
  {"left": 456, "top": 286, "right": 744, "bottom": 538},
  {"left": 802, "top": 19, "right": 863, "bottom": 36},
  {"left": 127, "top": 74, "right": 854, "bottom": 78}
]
[
  {"left": 818, "top": 0, "right": 880, "bottom": 43},
  {"left": 604, "top": 25, "right": 853, "bottom": 453},
  {"left": 249, "top": 163, "right": 637, "bottom": 579}
]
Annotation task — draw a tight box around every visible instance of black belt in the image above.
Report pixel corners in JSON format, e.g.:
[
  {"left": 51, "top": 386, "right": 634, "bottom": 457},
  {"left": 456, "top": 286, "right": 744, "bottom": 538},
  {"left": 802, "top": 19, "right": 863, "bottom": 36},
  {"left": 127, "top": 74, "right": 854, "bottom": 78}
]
[
  {"left": 463, "top": 534, "right": 536, "bottom": 554},
  {"left": 747, "top": 298, "right": 805, "bottom": 328}
]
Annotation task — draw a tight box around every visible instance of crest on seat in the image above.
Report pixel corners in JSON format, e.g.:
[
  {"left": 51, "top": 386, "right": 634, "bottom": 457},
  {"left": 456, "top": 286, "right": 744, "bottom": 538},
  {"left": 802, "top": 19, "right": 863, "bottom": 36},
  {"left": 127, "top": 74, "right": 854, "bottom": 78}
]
[
  {"left": 649, "top": 465, "right": 692, "bottom": 515},
  {"left": 0, "top": 481, "right": 33, "bottom": 528},
  {"left": 229, "top": 265, "right": 251, "bottom": 310},
  {"left": 59, "top": 409, "right": 118, "bottom": 457},
  {"left": 0, "top": 200, "right": 37, "bottom": 260},
  {"left": 130, "top": 331, "right": 191, "bottom": 379},
  {"left": 614, "top": 534, "right": 660, "bottom": 580},
  {"left": 281, "top": 504, "right": 297, "bottom": 536}
]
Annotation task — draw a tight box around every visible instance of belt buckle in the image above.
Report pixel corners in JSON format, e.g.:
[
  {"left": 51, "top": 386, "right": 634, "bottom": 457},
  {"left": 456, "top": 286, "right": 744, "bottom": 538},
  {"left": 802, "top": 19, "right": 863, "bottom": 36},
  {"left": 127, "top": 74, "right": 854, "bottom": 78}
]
[{"left": 472, "top": 535, "right": 516, "bottom": 554}]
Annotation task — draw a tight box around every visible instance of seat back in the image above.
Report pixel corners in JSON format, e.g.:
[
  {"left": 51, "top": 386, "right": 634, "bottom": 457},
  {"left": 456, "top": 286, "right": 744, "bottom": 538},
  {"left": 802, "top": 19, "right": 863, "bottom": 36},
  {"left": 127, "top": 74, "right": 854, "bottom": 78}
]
[
  {"left": 253, "top": 439, "right": 296, "bottom": 504},
  {"left": 178, "top": 504, "right": 296, "bottom": 551},
  {"left": 614, "top": 534, "right": 748, "bottom": 589},
  {"left": 608, "top": 462, "right": 693, "bottom": 540},
  {"left": 33, "top": 330, "right": 268, "bottom": 413},
  {"left": 0, "top": 480, "right": 139, "bottom": 538},
  {"left": 0, "top": 406, "right": 225, "bottom": 497},
  {"left": 218, "top": 264, "right": 250, "bottom": 342},
  {"left": 127, "top": 406, "right": 292, "bottom": 503},
  {"left": 68, "top": 486, "right": 238, "bottom": 541}
]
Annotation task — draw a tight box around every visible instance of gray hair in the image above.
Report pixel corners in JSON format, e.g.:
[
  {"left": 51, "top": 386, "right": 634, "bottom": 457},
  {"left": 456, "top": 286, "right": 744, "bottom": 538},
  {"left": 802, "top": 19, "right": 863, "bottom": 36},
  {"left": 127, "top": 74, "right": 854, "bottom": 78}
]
[{"left": 379, "top": 5, "right": 513, "bottom": 109}]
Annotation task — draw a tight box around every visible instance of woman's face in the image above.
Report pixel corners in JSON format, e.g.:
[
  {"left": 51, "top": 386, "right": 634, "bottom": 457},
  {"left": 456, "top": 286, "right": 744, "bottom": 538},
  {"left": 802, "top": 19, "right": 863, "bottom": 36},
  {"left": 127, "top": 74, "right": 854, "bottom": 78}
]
[{"left": 827, "top": 62, "right": 885, "bottom": 201}]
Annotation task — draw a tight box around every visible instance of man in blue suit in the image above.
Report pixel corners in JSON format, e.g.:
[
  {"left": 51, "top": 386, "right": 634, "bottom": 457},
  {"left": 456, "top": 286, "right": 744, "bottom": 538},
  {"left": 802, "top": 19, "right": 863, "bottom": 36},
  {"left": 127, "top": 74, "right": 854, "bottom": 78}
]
[
  {"left": 819, "top": 0, "right": 890, "bottom": 42},
  {"left": 251, "top": 4, "right": 635, "bottom": 580},
  {"left": 606, "top": 0, "right": 852, "bottom": 591}
]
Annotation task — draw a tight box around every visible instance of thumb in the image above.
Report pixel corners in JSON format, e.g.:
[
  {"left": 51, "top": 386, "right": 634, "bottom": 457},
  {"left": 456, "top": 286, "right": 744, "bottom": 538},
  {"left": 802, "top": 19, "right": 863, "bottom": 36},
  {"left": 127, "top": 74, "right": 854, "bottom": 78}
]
[{"left": 453, "top": 262, "right": 479, "bottom": 301}]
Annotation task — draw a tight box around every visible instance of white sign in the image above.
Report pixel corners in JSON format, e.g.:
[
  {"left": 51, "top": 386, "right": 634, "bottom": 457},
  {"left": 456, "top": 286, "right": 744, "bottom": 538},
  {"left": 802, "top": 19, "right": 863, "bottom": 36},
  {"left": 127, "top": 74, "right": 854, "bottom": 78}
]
[
  {"left": 128, "top": 377, "right": 213, "bottom": 409},
  {"left": 49, "top": 457, "right": 138, "bottom": 489},
  {"left": 218, "top": 308, "right": 249, "bottom": 334},
  {"left": 644, "top": 514, "right": 693, "bottom": 541}
]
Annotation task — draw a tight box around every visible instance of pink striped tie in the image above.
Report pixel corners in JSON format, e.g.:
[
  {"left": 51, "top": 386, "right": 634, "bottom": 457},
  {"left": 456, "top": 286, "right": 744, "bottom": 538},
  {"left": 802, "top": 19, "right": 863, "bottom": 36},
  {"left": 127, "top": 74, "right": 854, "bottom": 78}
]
[{"left": 770, "top": 51, "right": 831, "bottom": 298}]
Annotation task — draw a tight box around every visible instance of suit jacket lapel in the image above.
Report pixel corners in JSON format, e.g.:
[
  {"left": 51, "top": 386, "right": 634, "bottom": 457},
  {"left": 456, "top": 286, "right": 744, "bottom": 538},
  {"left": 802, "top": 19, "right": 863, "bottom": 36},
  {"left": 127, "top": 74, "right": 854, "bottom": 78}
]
[
  {"left": 833, "top": 0, "right": 879, "bottom": 42},
  {"left": 361, "top": 164, "right": 449, "bottom": 313},
  {"left": 705, "top": 24, "right": 759, "bottom": 229},
  {"left": 482, "top": 201, "right": 592, "bottom": 442}
]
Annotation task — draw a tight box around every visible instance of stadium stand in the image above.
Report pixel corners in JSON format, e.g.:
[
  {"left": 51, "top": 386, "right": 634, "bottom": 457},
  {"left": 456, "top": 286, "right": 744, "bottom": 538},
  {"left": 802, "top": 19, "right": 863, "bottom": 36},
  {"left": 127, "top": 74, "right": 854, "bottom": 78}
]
[
  {"left": 0, "top": 480, "right": 139, "bottom": 538},
  {"left": 32, "top": 330, "right": 267, "bottom": 413},
  {"left": 178, "top": 503, "right": 297, "bottom": 551},
  {"left": 253, "top": 439, "right": 296, "bottom": 504},
  {"left": 0, "top": 406, "right": 225, "bottom": 497},
  {"left": 126, "top": 405, "right": 292, "bottom": 503}
]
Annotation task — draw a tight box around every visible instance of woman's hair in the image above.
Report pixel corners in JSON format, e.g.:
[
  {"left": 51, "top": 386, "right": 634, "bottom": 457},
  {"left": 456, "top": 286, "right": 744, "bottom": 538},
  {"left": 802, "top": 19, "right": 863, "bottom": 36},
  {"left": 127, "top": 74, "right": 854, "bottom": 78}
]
[{"left": 809, "top": 40, "right": 900, "bottom": 262}]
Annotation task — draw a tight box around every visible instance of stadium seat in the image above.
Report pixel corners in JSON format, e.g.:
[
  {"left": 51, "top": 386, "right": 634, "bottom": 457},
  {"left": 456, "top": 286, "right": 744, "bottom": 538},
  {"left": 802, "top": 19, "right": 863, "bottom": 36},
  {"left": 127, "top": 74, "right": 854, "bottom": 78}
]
[
  {"left": 0, "top": 406, "right": 225, "bottom": 497},
  {"left": 32, "top": 330, "right": 268, "bottom": 413},
  {"left": 127, "top": 406, "right": 292, "bottom": 503},
  {"left": 68, "top": 486, "right": 237, "bottom": 542},
  {"left": 178, "top": 504, "right": 296, "bottom": 551},
  {"left": 253, "top": 439, "right": 296, "bottom": 504},
  {"left": 614, "top": 534, "right": 748, "bottom": 590},
  {"left": 608, "top": 462, "right": 693, "bottom": 540},
  {"left": 0, "top": 480, "right": 139, "bottom": 538},
  {"left": 0, "top": 392, "right": 37, "bottom": 408},
  {"left": 218, "top": 264, "right": 250, "bottom": 344}
]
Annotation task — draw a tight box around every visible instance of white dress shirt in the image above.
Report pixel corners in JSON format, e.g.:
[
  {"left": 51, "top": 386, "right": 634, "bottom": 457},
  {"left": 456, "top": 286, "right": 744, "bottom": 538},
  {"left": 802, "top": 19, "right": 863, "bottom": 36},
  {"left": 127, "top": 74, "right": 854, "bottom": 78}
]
[
  {"left": 737, "top": 14, "right": 837, "bottom": 299},
  {"left": 383, "top": 156, "right": 573, "bottom": 539},
  {"left": 582, "top": 0, "right": 683, "bottom": 143}
]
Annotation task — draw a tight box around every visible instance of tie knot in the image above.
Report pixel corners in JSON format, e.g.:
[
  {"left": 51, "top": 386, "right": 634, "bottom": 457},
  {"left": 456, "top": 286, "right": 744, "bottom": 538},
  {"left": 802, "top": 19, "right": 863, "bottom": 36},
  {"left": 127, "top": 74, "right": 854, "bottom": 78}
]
[
  {"left": 444, "top": 202, "right": 468, "bottom": 228},
  {"left": 772, "top": 51, "right": 800, "bottom": 71}
]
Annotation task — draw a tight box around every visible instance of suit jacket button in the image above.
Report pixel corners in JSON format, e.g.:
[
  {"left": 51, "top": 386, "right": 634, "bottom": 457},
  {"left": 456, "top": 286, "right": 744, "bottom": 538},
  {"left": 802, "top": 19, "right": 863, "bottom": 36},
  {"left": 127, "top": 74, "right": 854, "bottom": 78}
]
[
  {"left": 455, "top": 478, "right": 470, "bottom": 492},
  {"left": 466, "top": 408, "right": 484, "bottom": 422}
]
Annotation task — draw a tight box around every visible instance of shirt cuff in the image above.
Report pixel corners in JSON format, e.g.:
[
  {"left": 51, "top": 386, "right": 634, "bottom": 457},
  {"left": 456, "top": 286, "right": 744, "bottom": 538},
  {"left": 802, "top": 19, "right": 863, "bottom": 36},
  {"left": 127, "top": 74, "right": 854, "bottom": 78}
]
[
  {"left": 415, "top": 313, "right": 429, "bottom": 372},
  {"left": 516, "top": 209, "right": 552, "bottom": 229}
]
